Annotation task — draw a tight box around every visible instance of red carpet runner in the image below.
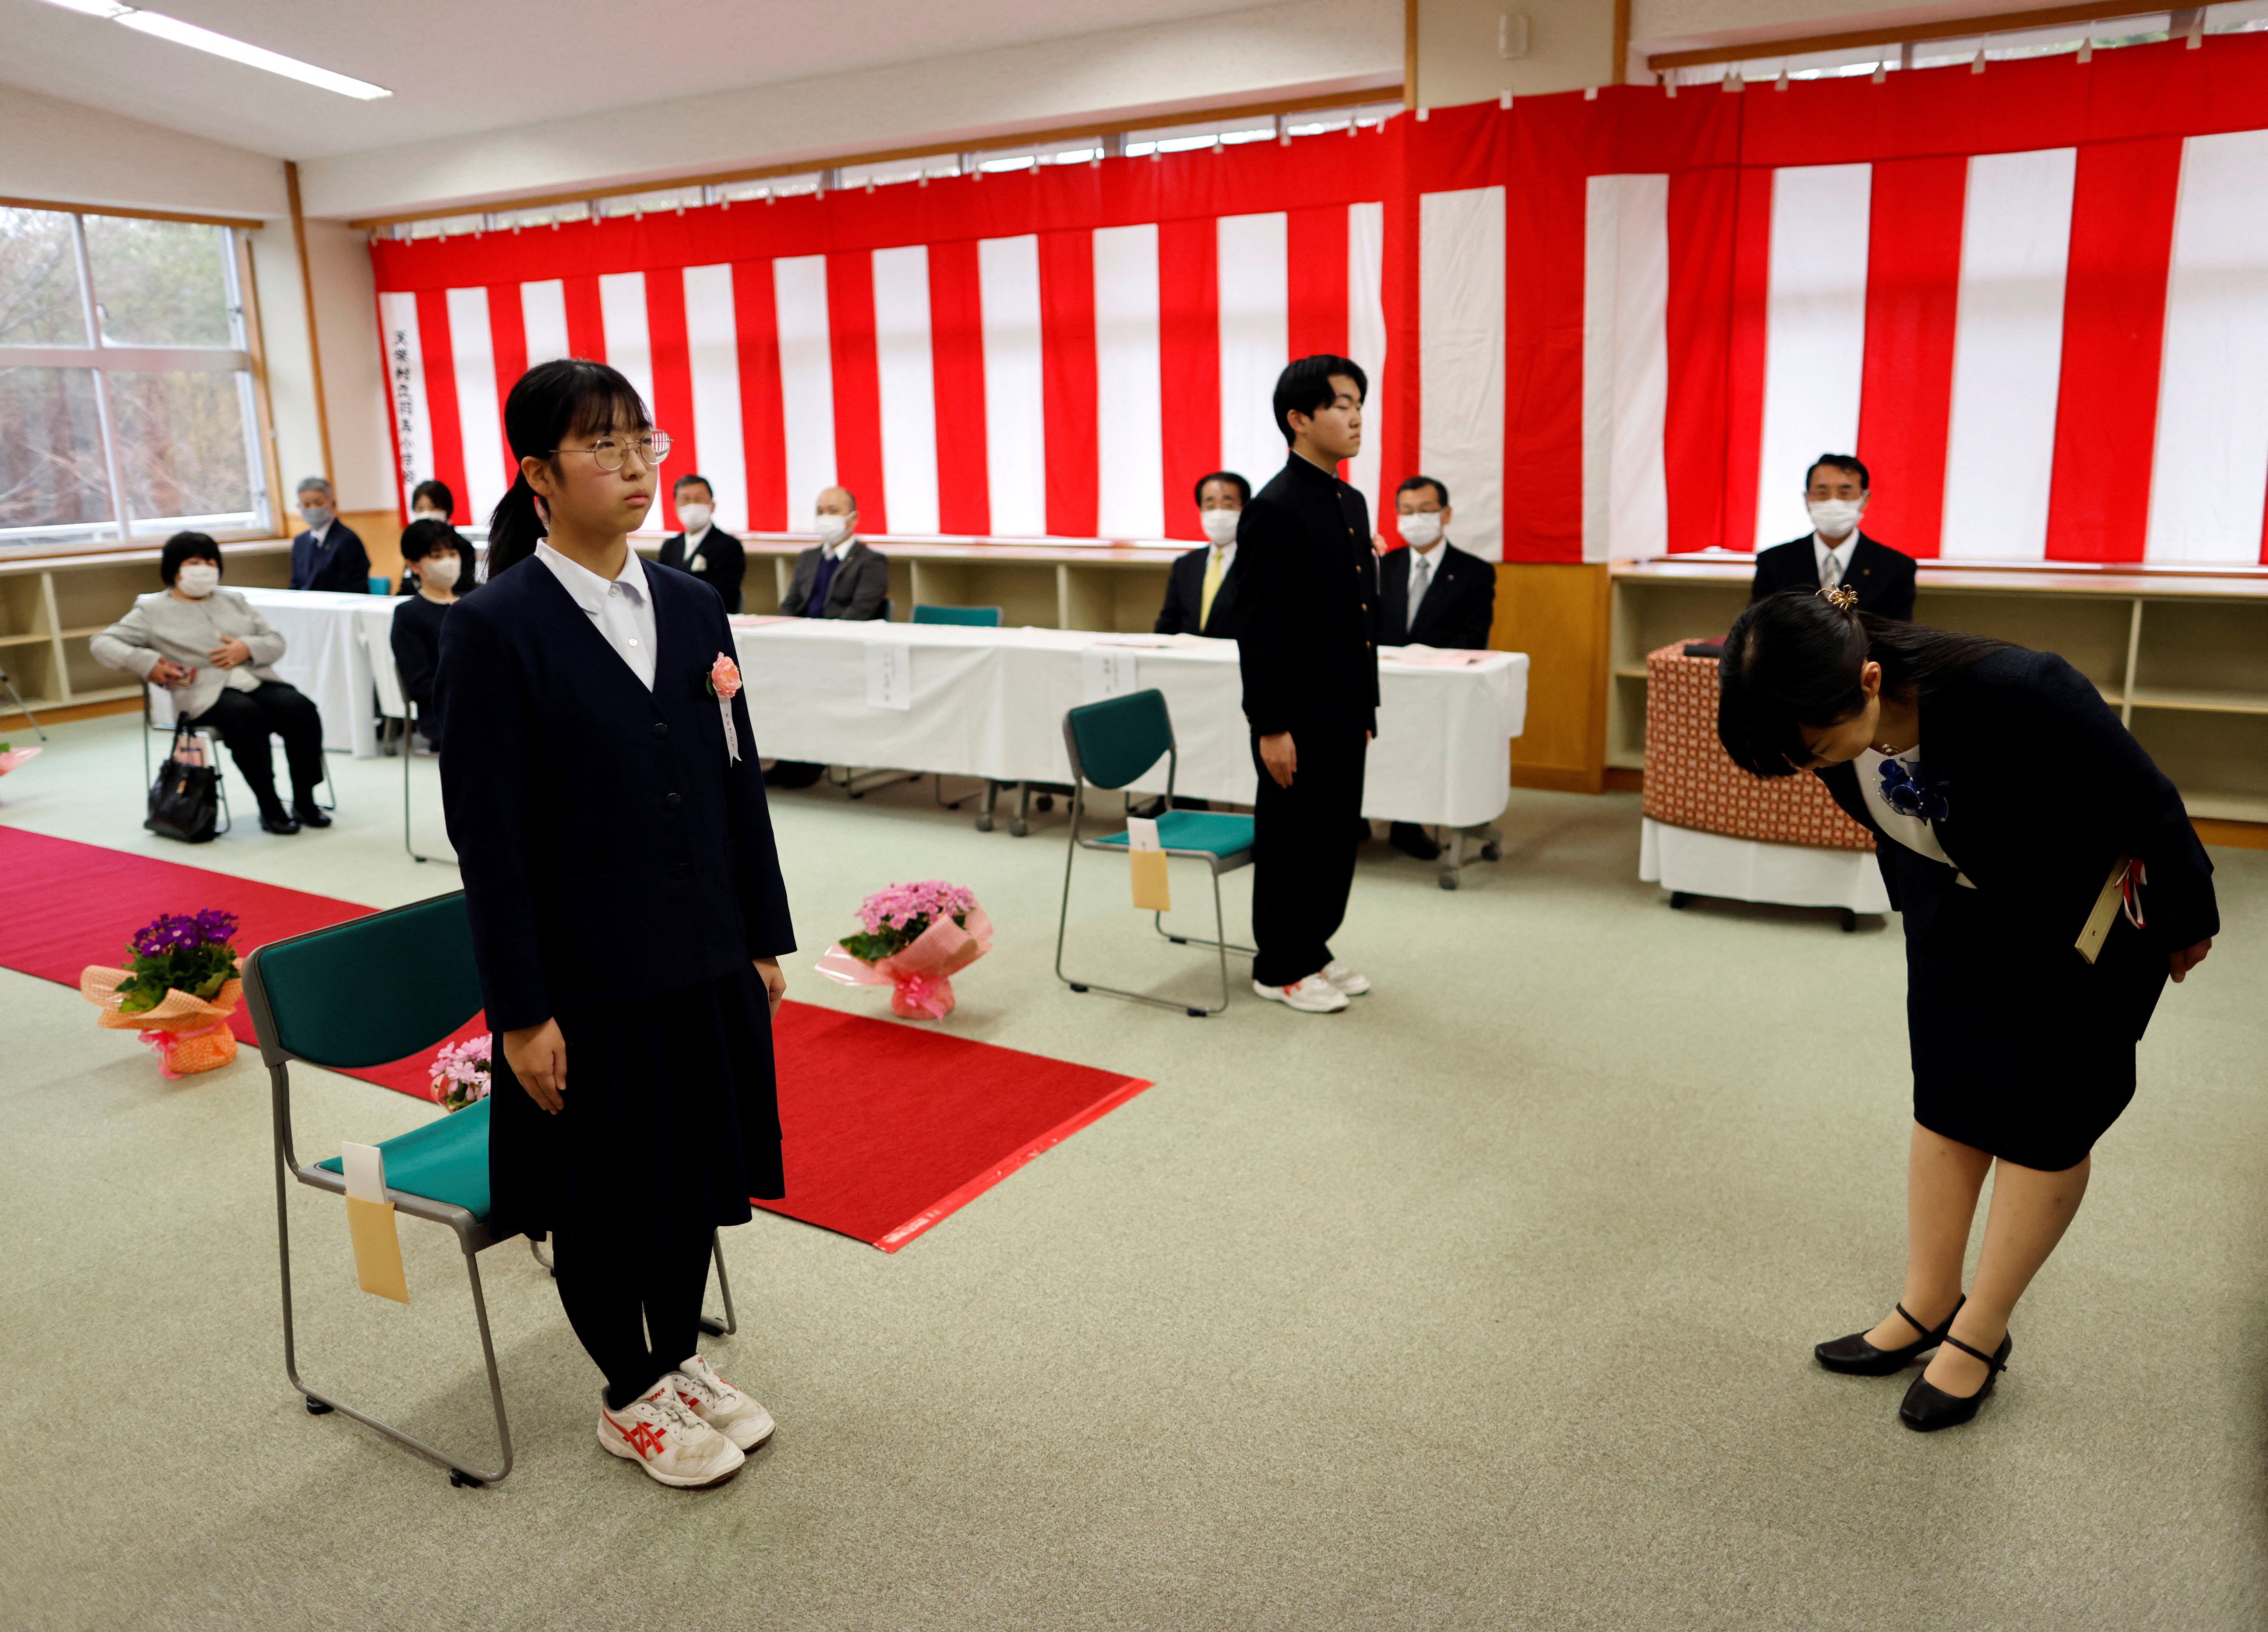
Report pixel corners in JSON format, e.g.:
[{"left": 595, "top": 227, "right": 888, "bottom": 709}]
[{"left": 0, "top": 826, "right": 1149, "bottom": 1250}]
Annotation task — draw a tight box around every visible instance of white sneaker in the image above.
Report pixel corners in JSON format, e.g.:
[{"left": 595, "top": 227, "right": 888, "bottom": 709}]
[
  {"left": 1322, "top": 960, "right": 1371, "bottom": 996},
  {"left": 598, "top": 1381, "right": 746, "bottom": 1488},
  {"left": 671, "top": 1354, "right": 776, "bottom": 1452},
  {"left": 1252, "top": 973, "right": 1350, "bottom": 1013}
]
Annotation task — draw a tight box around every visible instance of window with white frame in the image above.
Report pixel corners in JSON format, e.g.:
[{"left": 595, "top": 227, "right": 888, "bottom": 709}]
[{"left": 0, "top": 204, "right": 270, "bottom": 552}]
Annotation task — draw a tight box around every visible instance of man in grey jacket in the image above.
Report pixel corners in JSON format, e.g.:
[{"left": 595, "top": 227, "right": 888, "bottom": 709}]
[
  {"left": 92, "top": 532, "right": 331, "bottom": 834},
  {"left": 780, "top": 487, "right": 889, "bottom": 619}
]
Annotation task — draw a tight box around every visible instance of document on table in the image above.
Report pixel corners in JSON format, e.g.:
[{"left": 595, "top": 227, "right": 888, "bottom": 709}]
[
  {"left": 866, "top": 642, "right": 913, "bottom": 710},
  {"left": 1082, "top": 646, "right": 1139, "bottom": 702}
]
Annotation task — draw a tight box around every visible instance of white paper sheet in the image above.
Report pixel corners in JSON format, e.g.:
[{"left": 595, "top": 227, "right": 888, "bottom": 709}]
[
  {"left": 339, "top": 1141, "right": 388, "bottom": 1204},
  {"left": 865, "top": 642, "right": 913, "bottom": 710},
  {"left": 1082, "top": 647, "right": 1139, "bottom": 702}
]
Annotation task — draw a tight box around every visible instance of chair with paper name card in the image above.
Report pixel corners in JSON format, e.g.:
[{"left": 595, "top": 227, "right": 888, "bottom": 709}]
[
  {"left": 243, "top": 889, "right": 740, "bottom": 1490},
  {"left": 1054, "top": 687, "right": 1255, "bottom": 1018},
  {"left": 910, "top": 604, "right": 1002, "bottom": 626}
]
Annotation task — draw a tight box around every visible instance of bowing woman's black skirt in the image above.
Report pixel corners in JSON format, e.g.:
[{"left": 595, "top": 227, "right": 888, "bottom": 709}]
[
  {"left": 1903, "top": 871, "right": 2170, "bottom": 1173},
  {"left": 488, "top": 962, "right": 784, "bottom": 1239}
]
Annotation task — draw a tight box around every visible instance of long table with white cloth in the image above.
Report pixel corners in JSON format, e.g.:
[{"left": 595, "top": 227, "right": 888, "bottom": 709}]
[
  {"left": 728, "top": 618, "right": 1529, "bottom": 845},
  {"left": 147, "top": 587, "right": 407, "bottom": 758}
]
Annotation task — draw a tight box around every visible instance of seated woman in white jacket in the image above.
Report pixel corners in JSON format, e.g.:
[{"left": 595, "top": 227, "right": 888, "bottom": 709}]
[{"left": 92, "top": 532, "right": 331, "bottom": 835}]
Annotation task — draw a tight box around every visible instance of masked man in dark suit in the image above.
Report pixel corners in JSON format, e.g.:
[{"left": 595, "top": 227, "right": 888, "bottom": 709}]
[
  {"left": 767, "top": 485, "right": 889, "bottom": 787},
  {"left": 1749, "top": 453, "right": 1916, "bottom": 620},
  {"left": 288, "top": 477, "right": 371, "bottom": 593},
  {"left": 1376, "top": 473, "right": 1496, "bottom": 859},
  {"left": 1226, "top": 355, "right": 1378, "bottom": 1015},
  {"left": 656, "top": 472, "right": 746, "bottom": 613},
  {"left": 1155, "top": 471, "right": 1249, "bottom": 637}
]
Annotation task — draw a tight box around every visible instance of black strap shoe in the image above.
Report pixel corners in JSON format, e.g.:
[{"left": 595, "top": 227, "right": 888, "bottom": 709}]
[
  {"left": 259, "top": 806, "right": 300, "bottom": 835},
  {"left": 292, "top": 796, "right": 332, "bottom": 828},
  {"left": 1814, "top": 1295, "right": 1964, "bottom": 1376},
  {"left": 1899, "top": 1331, "right": 2010, "bottom": 1431}
]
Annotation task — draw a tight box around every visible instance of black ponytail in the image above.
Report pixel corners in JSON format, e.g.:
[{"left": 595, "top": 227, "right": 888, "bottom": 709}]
[
  {"left": 1717, "top": 589, "right": 2012, "bottom": 778},
  {"left": 484, "top": 357, "right": 653, "bottom": 580}
]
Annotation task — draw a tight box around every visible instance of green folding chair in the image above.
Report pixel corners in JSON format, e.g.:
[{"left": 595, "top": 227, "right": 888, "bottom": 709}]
[
  {"left": 1054, "top": 688, "right": 1255, "bottom": 1017},
  {"left": 243, "top": 890, "right": 738, "bottom": 1490},
  {"left": 911, "top": 603, "right": 1003, "bottom": 626}
]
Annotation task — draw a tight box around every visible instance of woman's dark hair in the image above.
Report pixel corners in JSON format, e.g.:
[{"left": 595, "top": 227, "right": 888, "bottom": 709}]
[
  {"left": 411, "top": 478, "right": 455, "bottom": 518},
  {"left": 160, "top": 531, "right": 221, "bottom": 586},
  {"left": 1192, "top": 470, "right": 1250, "bottom": 505},
  {"left": 485, "top": 358, "right": 653, "bottom": 578},
  {"left": 1717, "top": 590, "right": 2010, "bottom": 778},
  {"left": 399, "top": 516, "right": 460, "bottom": 563},
  {"left": 1272, "top": 354, "right": 1367, "bottom": 443}
]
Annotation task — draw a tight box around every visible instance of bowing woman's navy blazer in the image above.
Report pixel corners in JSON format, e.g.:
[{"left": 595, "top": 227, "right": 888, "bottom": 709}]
[{"left": 436, "top": 555, "right": 794, "bottom": 1036}]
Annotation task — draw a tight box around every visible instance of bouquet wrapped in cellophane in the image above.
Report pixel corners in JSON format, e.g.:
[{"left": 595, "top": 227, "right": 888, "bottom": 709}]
[
  {"left": 814, "top": 881, "right": 992, "bottom": 1019},
  {"left": 80, "top": 909, "right": 243, "bottom": 1078}
]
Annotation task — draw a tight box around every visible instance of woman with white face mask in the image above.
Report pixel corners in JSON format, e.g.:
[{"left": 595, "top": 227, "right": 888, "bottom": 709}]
[
  {"left": 390, "top": 517, "right": 470, "bottom": 753},
  {"left": 91, "top": 531, "right": 330, "bottom": 834}
]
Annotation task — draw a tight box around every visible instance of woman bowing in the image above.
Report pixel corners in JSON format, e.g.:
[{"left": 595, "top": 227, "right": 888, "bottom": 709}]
[
  {"left": 1717, "top": 587, "right": 2217, "bottom": 1432},
  {"left": 438, "top": 358, "right": 792, "bottom": 1489}
]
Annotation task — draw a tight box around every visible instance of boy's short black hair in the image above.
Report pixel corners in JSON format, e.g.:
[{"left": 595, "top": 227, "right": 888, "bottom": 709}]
[
  {"left": 398, "top": 517, "right": 460, "bottom": 563},
  {"left": 159, "top": 531, "right": 221, "bottom": 586},
  {"left": 1272, "top": 355, "right": 1367, "bottom": 445}
]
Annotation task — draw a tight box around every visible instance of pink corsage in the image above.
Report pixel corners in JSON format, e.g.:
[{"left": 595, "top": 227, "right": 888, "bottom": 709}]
[{"left": 707, "top": 652, "right": 742, "bottom": 764}]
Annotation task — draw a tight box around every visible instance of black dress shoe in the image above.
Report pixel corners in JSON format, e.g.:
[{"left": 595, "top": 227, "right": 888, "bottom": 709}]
[
  {"left": 1388, "top": 821, "right": 1441, "bottom": 860},
  {"left": 292, "top": 797, "right": 332, "bottom": 828},
  {"left": 259, "top": 807, "right": 300, "bottom": 835},
  {"left": 1899, "top": 1331, "right": 2010, "bottom": 1432},
  {"left": 1814, "top": 1295, "right": 1964, "bottom": 1376}
]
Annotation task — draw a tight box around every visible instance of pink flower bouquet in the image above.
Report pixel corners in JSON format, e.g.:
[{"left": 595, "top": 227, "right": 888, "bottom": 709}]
[
  {"left": 430, "top": 1034, "right": 493, "bottom": 1111},
  {"left": 814, "top": 880, "right": 993, "bottom": 1019}
]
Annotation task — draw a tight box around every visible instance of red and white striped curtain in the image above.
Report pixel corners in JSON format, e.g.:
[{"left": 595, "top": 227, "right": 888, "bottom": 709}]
[{"left": 371, "top": 33, "right": 2268, "bottom": 567}]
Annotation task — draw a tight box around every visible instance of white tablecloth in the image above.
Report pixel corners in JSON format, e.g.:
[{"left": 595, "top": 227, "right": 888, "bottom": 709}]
[
  {"left": 1639, "top": 818, "right": 1892, "bottom": 913},
  {"left": 730, "top": 621, "right": 1529, "bottom": 829},
  {"left": 148, "top": 588, "right": 405, "bottom": 758}
]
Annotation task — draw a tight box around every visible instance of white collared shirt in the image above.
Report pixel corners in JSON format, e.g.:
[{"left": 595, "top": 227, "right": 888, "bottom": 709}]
[
  {"left": 537, "top": 540, "right": 657, "bottom": 690},
  {"left": 305, "top": 518, "right": 334, "bottom": 547},
  {"left": 824, "top": 535, "right": 856, "bottom": 563},
  {"left": 683, "top": 523, "right": 712, "bottom": 573},
  {"left": 1812, "top": 531, "right": 1857, "bottom": 588}
]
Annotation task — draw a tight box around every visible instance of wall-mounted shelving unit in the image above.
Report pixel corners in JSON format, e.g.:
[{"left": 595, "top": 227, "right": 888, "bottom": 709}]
[{"left": 1609, "top": 558, "right": 2268, "bottom": 827}]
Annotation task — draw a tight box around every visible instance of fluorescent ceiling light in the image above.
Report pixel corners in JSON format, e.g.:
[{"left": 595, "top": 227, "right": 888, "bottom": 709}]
[{"left": 32, "top": 0, "right": 392, "bottom": 99}]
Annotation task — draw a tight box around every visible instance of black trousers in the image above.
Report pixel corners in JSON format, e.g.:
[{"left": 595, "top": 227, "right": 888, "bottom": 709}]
[
  {"left": 1249, "top": 726, "right": 1368, "bottom": 987},
  {"left": 189, "top": 681, "right": 325, "bottom": 805},
  {"left": 553, "top": 1218, "right": 715, "bottom": 1409}
]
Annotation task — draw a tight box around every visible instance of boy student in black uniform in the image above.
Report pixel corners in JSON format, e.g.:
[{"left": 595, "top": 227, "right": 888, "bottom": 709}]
[
  {"left": 439, "top": 358, "right": 792, "bottom": 1490},
  {"left": 1226, "top": 355, "right": 1378, "bottom": 1015},
  {"left": 1720, "top": 589, "right": 2215, "bottom": 1433},
  {"left": 1376, "top": 473, "right": 1496, "bottom": 860},
  {"left": 1749, "top": 453, "right": 1917, "bottom": 620},
  {"left": 657, "top": 472, "right": 747, "bottom": 613},
  {"left": 389, "top": 518, "right": 466, "bottom": 751}
]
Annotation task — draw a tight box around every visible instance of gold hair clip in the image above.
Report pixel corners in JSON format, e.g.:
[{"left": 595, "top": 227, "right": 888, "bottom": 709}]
[{"left": 1816, "top": 584, "right": 1859, "bottom": 612}]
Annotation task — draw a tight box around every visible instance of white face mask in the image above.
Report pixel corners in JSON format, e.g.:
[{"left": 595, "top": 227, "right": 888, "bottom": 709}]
[
  {"left": 300, "top": 505, "right": 333, "bottom": 532},
  {"left": 1808, "top": 498, "right": 1863, "bottom": 540},
  {"left": 678, "top": 502, "right": 713, "bottom": 533},
  {"left": 814, "top": 513, "right": 852, "bottom": 547},
  {"left": 175, "top": 563, "right": 220, "bottom": 599},
  {"left": 411, "top": 508, "right": 445, "bottom": 524},
  {"left": 418, "top": 552, "right": 462, "bottom": 588},
  {"left": 1198, "top": 508, "right": 1240, "bottom": 545},
  {"left": 1398, "top": 511, "right": 1444, "bottom": 548}
]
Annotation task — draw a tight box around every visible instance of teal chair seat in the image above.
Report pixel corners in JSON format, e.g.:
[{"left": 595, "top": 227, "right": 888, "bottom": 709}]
[
  {"left": 1088, "top": 810, "right": 1254, "bottom": 860},
  {"left": 911, "top": 603, "right": 1002, "bottom": 626},
  {"left": 317, "top": 1098, "right": 492, "bottom": 1220}
]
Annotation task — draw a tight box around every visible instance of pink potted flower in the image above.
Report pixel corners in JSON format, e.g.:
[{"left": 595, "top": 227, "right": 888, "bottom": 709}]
[{"left": 814, "top": 881, "right": 993, "bottom": 1019}]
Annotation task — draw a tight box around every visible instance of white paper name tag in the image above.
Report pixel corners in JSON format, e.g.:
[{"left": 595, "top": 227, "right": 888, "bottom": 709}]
[
  {"left": 865, "top": 642, "right": 913, "bottom": 711},
  {"left": 1082, "top": 646, "right": 1138, "bottom": 703},
  {"left": 339, "top": 1140, "right": 388, "bottom": 1203}
]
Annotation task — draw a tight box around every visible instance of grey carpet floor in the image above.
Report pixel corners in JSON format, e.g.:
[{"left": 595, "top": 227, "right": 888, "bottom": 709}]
[{"left": 2, "top": 712, "right": 2263, "bottom": 1631}]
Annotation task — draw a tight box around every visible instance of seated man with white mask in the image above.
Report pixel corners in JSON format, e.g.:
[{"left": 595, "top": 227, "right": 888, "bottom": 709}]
[
  {"left": 657, "top": 472, "right": 747, "bottom": 612},
  {"left": 769, "top": 486, "right": 889, "bottom": 787},
  {"left": 1154, "top": 471, "right": 1249, "bottom": 636},
  {"left": 1377, "top": 474, "right": 1496, "bottom": 859},
  {"left": 1748, "top": 452, "right": 1915, "bottom": 620},
  {"left": 781, "top": 486, "right": 888, "bottom": 620}
]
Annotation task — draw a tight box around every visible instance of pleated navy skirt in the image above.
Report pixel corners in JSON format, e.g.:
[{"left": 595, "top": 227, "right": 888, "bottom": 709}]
[{"left": 488, "top": 962, "right": 784, "bottom": 1239}]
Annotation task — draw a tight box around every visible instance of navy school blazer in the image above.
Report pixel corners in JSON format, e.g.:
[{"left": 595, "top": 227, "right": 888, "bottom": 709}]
[
  {"left": 1814, "top": 647, "right": 2216, "bottom": 963},
  {"left": 436, "top": 555, "right": 795, "bottom": 1035}
]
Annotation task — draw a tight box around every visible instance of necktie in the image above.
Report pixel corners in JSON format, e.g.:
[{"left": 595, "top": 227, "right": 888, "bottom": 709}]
[
  {"left": 1407, "top": 552, "right": 1433, "bottom": 638},
  {"left": 1199, "top": 547, "right": 1227, "bottom": 630},
  {"left": 1819, "top": 547, "right": 1843, "bottom": 589}
]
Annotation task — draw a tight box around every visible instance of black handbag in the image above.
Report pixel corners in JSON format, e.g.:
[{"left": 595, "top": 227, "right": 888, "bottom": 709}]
[{"left": 146, "top": 723, "right": 221, "bottom": 844}]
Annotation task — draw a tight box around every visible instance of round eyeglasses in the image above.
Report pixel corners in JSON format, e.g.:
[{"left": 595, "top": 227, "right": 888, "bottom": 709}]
[{"left": 549, "top": 430, "right": 671, "bottom": 472}]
